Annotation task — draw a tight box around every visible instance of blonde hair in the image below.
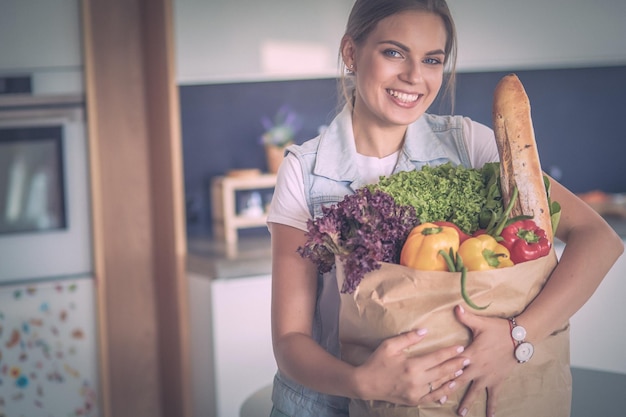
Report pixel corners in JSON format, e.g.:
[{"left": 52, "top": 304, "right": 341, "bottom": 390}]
[{"left": 338, "top": 0, "right": 458, "bottom": 112}]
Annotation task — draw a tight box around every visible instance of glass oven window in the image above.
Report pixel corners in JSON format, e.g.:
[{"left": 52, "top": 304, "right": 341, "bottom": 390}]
[{"left": 0, "top": 125, "right": 67, "bottom": 234}]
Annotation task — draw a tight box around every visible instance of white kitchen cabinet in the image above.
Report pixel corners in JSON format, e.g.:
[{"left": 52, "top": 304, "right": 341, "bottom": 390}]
[
  {"left": 0, "top": 0, "right": 83, "bottom": 94},
  {"left": 564, "top": 240, "right": 626, "bottom": 374},
  {"left": 188, "top": 271, "right": 275, "bottom": 417}
]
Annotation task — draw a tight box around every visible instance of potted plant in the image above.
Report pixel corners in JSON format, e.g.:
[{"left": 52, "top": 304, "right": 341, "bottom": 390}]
[{"left": 260, "top": 106, "right": 302, "bottom": 173}]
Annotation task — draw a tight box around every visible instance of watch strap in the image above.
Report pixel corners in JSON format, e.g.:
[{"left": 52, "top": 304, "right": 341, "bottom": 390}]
[{"left": 508, "top": 317, "right": 534, "bottom": 363}]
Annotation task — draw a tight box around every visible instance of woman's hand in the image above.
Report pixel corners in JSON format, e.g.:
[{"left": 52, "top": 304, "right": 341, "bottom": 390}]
[
  {"left": 354, "top": 328, "right": 470, "bottom": 406},
  {"left": 272, "top": 223, "right": 469, "bottom": 403},
  {"left": 451, "top": 305, "right": 516, "bottom": 417}
]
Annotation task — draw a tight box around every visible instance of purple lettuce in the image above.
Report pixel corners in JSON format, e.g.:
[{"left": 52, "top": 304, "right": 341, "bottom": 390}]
[{"left": 297, "top": 188, "right": 419, "bottom": 294}]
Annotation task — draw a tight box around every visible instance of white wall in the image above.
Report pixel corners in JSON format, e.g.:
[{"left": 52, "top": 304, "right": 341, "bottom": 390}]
[
  {"left": 173, "top": 0, "right": 626, "bottom": 84},
  {"left": 173, "top": 0, "right": 353, "bottom": 84},
  {"left": 0, "top": 0, "right": 83, "bottom": 94},
  {"left": 450, "top": 0, "right": 626, "bottom": 71}
]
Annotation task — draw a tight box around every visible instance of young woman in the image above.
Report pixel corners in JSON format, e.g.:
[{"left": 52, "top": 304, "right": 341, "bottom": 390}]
[{"left": 267, "top": 1, "right": 623, "bottom": 416}]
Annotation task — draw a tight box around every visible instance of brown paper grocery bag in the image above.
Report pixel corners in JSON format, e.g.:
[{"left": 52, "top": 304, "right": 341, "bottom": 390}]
[{"left": 336, "top": 249, "right": 572, "bottom": 417}]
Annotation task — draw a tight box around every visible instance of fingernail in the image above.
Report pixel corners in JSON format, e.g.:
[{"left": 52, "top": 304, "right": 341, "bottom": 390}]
[
  {"left": 456, "top": 346, "right": 464, "bottom": 353},
  {"left": 417, "top": 328, "right": 428, "bottom": 336},
  {"left": 459, "top": 305, "right": 465, "bottom": 314},
  {"left": 460, "top": 408, "right": 468, "bottom": 416},
  {"left": 454, "top": 369, "right": 463, "bottom": 377},
  {"left": 463, "top": 359, "right": 471, "bottom": 367},
  {"left": 448, "top": 381, "right": 456, "bottom": 389},
  {"left": 439, "top": 395, "right": 448, "bottom": 404}
]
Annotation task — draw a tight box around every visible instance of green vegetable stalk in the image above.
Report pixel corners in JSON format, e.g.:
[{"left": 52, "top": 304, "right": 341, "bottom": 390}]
[{"left": 439, "top": 249, "right": 491, "bottom": 310}]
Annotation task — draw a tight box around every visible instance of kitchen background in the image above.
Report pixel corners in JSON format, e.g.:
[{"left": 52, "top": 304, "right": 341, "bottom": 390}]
[
  {"left": 176, "top": 0, "right": 626, "bottom": 238},
  {"left": 1, "top": 1, "right": 625, "bottom": 417},
  {"left": 175, "top": 1, "right": 626, "bottom": 416},
  {"left": 180, "top": 68, "right": 626, "bottom": 237}
]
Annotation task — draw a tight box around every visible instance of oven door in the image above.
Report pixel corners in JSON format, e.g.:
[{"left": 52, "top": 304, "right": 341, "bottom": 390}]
[{"left": 0, "top": 107, "right": 92, "bottom": 283}]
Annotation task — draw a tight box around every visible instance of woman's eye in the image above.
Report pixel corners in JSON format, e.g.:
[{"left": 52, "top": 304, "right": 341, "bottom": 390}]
[
  {"left": 383, "top": 49, "right": 403, "bottom": 58},
  {"left": 424, "top": 57, "right": 443, "bottom": 65}
]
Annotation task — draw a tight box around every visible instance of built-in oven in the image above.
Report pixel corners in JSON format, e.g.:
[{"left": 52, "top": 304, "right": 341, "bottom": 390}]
[{"left": 0, "top": 98, "right": 92, "bottom": 283}]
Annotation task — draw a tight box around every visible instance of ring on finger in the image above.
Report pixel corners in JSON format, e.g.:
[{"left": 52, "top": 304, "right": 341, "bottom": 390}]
[{"left": 428, "top": 382, "right": 434, "bottom": 393}]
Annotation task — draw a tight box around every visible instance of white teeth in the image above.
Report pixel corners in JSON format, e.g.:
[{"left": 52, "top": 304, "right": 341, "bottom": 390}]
[{"left": 387, "top": 89, "right": 419, "bottom": 103}]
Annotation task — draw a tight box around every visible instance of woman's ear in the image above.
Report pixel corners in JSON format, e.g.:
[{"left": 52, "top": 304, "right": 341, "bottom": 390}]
[{"left": 341, "top": 35, "right": 356, "bottom": 71}]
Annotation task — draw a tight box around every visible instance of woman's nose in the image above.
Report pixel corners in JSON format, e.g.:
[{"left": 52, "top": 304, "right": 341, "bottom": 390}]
[{"left": 401, "top": 62, "right": 423, "bottom": 84}]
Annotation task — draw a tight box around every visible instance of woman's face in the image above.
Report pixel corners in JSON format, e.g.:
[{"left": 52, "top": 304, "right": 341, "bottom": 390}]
[{"left": 345, "top": 10, "right": 447, "bottom": 129}]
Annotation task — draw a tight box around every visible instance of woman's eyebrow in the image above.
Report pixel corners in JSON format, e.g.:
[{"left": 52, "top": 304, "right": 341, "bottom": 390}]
[
  {"left": 425, "top": 49, "right": 446, "bottom": 56},
  {"left": 379, "top": 40, "right": 411, "bottom": 51}
]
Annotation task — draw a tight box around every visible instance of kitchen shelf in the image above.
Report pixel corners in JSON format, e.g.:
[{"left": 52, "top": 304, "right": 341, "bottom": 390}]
[{"left": 210, "top": 173, "right": 276, "bottom": 253}]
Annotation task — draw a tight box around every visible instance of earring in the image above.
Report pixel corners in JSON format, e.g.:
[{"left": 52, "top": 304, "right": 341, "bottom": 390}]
[{"left": 346, "top": 64, "right": 355, "bottom": 74}]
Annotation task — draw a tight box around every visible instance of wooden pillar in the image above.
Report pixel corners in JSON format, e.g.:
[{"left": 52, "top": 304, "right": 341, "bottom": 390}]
[{"left": 81, "top": 0, "right": 190, "bottom": 416}]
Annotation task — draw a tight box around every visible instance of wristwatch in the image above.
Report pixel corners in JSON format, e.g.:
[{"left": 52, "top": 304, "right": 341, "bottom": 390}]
[{"left": 509, "top": 317, "right": 534, "bottom": 363}]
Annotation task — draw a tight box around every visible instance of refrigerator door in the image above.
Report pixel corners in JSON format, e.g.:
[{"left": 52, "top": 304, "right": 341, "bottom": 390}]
[{"left": 0, "top": 277, "right": 99, "bottom": 416}]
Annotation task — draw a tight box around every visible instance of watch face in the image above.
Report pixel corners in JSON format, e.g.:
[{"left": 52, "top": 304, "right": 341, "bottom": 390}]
[
  {"left": 511, "top": 325, "right": 527, "bottom": 341},
  {"left": 515, "top": 342, "right": 534, "bottom": 363}
]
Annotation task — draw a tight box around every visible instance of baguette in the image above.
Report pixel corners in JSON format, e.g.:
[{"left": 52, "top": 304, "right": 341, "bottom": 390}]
[{"left": 492, "top": 74, "right": 553, "bottom": 242}]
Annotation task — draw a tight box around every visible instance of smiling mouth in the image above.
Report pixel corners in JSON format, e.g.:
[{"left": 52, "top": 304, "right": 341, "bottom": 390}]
[{"left": 387, "top": 89, "right": 420, "bottom": 103}]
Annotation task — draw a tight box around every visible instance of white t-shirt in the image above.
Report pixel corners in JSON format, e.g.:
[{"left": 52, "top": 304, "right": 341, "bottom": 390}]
[{"left": 267, "top": 117, "right": 498, "bottom": 232}]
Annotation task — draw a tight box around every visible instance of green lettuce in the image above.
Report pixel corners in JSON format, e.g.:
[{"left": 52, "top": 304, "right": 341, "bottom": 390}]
[{"left": 369, "top": 162, "right": 503, "bottom": 234}]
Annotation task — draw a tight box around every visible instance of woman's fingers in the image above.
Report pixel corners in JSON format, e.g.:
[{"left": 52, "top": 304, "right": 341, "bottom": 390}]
[
  {"left": 453, "top": 304, "right": 514, "bottom": 416},
  {"left": 417, "top": 350, "right": 470, "bottom": 404},
  {"left": 455, "top": 304, "right": 482, "bottom": 332},
  {"left": 386, "top": 328, "right": 430, "bottom": 352},
  {"left": 361, "top": 329, "right": 469, "bottom": 406},
  {"left": 407, "top": 338, "right": 470, "bottom": 403},
  {"left": 485, "top": 384, "right": 501, "bottom": 417},
  {"left": 456, "top": 382, "right": 502, "bottom": 417},
  {"left": 420, "top": 371, "right": 464, "bottom": 405},
  {"left": 456, "top": 380, "right": 481, "bottom": 416}
]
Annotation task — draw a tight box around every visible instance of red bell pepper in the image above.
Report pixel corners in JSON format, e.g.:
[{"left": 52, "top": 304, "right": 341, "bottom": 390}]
[
  {"left": 433, "top": 221, "right": 471, "bottom": 243},
  {"left": 500, "top": 219, "right": 551, "bottom": 264},
  {"left": 472, "top": 229, "right": 487, "bottom": 237}
]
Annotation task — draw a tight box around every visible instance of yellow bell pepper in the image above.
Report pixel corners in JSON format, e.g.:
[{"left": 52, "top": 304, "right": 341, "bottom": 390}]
[
  {"left": 400, "top": 222, "right": 460, "bottom": 271},
  {"left": 457, "top": 234, "right": 514, "bottom": 271}
]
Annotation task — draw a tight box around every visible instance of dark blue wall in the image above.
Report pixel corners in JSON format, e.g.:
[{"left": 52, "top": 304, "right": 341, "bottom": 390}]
[{"left": 180, "top": 66, "right": 626, "bottom": 237}]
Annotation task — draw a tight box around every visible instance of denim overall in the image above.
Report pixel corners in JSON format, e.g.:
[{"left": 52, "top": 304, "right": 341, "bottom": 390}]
[{"left": 270, "top": 106, "right": 472, "bottom": 417}]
